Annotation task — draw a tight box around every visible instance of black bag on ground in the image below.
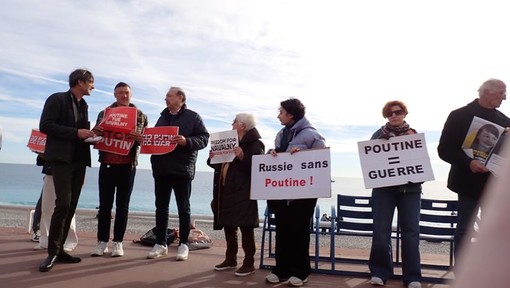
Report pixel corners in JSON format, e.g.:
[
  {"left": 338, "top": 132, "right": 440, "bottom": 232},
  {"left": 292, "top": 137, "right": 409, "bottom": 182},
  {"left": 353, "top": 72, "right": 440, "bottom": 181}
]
[{"left": 133, "top": 227, "right": 177, "bottom": 246}]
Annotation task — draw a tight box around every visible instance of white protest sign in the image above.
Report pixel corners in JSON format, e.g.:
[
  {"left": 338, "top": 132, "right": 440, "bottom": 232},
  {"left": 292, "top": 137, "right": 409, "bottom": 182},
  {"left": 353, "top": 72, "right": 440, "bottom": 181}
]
[
  {"left": 250, "top": 148, "right": 332, "bottom": 200},
  {"left": 358, "top": 133, "right": 435, "bottom": 189},
  {"left": 209, "top": 130, "right": 238, "bottom": 164}
]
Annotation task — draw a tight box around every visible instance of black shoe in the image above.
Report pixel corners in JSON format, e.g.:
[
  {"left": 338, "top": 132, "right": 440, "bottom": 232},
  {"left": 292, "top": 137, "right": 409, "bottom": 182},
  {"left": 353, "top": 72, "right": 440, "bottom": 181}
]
[
  {"left": 57, "top": 252, "right": 81, "bottom": 263},
  {"left": 39, "top": 255, "right": 57, "bottom": 272}
]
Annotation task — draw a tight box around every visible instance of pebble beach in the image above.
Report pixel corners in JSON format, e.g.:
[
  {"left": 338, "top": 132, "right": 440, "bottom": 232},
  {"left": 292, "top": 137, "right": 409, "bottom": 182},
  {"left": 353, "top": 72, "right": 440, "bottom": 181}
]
[{"left": 1, "top": 204, "right": 452, "bottom": 257}]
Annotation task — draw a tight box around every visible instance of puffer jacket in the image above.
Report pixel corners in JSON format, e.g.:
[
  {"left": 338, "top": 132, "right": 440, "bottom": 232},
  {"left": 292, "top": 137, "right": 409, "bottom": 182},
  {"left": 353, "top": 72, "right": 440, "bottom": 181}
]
[{"left": 151, "top": 104, "right": 209, "bottom": 179}]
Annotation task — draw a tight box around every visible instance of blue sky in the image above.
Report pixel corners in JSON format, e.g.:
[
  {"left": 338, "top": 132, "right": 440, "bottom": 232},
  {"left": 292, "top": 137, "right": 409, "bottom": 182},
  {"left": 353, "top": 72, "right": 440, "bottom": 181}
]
[{"left": 1, "top": 0, "right": 510, "bottom": 181}]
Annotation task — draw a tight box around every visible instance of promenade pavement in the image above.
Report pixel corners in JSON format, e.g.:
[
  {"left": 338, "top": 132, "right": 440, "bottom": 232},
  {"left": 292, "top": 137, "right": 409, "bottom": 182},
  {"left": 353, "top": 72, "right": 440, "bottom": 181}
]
[{"left": 0, "top": 226, "right": 453, "bottom": 288}]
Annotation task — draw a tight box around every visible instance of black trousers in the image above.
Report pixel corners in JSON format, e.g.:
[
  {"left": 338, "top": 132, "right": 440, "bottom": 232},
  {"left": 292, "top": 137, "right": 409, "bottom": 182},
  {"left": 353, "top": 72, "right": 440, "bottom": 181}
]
[
  {"left": 154, "top": 174, "right": 192, "bottom": 245},
  {"left": 47, "top": 161, "right": 86, "bottom": 256},
  {"left": 270, "top": 198, "right": 317, "bottom": 280},
  {"left": 97, "top": 163, "right": 136, "bottom": 242}
]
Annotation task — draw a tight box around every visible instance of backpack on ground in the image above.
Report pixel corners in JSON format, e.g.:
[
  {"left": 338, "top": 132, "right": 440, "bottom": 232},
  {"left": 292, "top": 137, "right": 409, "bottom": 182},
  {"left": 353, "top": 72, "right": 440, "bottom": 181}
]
[
  {"left": 187, "top": 228, "right": 213, "bottom": 250},
  {"left": 133, "top": 227, "right": 177, "bottom": 246}
]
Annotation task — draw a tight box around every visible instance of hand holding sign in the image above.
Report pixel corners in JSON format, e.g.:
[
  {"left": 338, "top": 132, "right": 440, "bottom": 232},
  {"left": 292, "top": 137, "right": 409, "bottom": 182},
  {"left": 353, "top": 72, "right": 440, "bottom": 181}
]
[
  {"left": 357, "top": 133, "right": 434, "bottom": 189},
  {"left": 94, "top": 107, "right": 137, "bottom": 155},
  {"left": 250, "top": 148, "right": 331, "bottom": 200},
  {"left": 209, "top": 130, "right": 239, "bottom": 164},
  {"left": 171, "top": 135, "right": 187, "bottom": 146},
  {"left": 126, "top": 130, "right": 144, "bottom": 142}
]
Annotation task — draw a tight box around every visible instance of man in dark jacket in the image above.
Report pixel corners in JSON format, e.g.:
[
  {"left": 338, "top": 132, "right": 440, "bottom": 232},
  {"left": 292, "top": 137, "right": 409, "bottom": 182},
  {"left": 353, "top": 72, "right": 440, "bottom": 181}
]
[
  {"left": 438, "top": 78, "right": 510, "bottom": 260},
  {"left": 147, "top": 87, "right": 209, "bottom": 261},
  {"left": 38, "top": 69, "right": 97, "bottom": 272}
]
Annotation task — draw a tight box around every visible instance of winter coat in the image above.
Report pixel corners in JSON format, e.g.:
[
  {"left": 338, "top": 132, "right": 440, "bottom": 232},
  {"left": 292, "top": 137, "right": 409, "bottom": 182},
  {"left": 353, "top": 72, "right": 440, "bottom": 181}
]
[
  {"left": 274, "top": 117, "right": 326, "bottom": 152},
  {"left": 208, "top": 128, "right": 265, "bottom": 229},
  {"left": 151, "top": 104, "right": 209, "bottom": 179},
  {"left": 39, "top": 90, "right": 91, "bottom": 166},
  {"left": 438, "top": 99, "right": 510, "bottom": 198}
]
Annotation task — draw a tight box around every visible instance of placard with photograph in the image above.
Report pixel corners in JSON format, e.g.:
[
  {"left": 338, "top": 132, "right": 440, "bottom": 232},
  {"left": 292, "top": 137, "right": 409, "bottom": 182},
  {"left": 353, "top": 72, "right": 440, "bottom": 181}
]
[{"left": 462, "top": 116, "right": 506, "bottom": 175}]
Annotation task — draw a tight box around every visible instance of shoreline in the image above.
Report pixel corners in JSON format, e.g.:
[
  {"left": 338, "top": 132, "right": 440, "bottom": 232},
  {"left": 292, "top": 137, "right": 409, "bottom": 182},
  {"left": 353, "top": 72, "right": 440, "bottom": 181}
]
[
  {"left": 1, "top": 204, "right": 453, "bottom": 258},
  {"left": 0, "top": 204, "right": 223, "bottom": 242}
]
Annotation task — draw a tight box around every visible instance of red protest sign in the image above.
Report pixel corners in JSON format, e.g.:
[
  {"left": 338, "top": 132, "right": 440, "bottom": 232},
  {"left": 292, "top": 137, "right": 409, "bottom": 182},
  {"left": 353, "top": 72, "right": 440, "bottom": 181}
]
[
  {"left": 140, "top": 126, "right": 179, "bottom": 155},
  {"left": 94, "top": 106, "right": 137, "bottom": 155},
  {"left": 27, "top": 129, "right": 46, "bottom": 153}
]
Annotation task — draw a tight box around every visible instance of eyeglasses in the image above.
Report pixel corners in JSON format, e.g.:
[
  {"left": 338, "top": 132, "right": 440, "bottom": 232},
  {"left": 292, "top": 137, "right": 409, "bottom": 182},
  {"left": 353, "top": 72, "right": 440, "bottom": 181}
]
[{"left": 386, "top": 109, "right": 405, "bottom": 117}]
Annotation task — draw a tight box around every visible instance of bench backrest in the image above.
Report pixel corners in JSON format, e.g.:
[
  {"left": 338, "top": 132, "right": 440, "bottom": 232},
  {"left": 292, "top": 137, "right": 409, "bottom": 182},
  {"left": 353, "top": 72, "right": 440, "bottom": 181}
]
[
  {"left": 420, "top": 198, "right": 457, "bottom": 239},
  {"left": 336, "top": 194, "right": 373, "bottom": 236}
]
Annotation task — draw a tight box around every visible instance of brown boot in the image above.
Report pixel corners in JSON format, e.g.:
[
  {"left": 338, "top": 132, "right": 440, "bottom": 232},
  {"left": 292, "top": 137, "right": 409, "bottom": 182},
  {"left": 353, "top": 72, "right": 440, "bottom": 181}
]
[
  {"left": 215, "top": 227, "right": 238, "bottom": 271},
  {"left": 235, "top": 264, "right": 255, "bottom": 276},
  {"left": 215, "top": 259, "right": 237, "bottom": 271}
]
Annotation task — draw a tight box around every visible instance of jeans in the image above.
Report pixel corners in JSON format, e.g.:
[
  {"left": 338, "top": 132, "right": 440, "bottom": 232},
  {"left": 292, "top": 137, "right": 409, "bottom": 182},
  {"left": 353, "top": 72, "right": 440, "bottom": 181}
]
[
  {"left": 454, "top": 192, "right": 481, "bottom": 259},
  {"left": 154, "top": 174, "right": 192, "bottom": 245},
  {"left": 97, "top": 163, "right": 136, "bottom": 242},
  {"left": 369, "top": 188, "right": 421, "bottom": 284},
  {"left": 47, "top": 161, "right": 86, "bottom": 256}
]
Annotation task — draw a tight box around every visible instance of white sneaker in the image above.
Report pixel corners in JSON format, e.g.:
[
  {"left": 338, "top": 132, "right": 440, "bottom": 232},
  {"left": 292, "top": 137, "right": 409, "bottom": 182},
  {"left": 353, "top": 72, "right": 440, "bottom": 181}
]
[
  {"left": 91, "top": 241, "right": 108, "bottom": 256},
  {"left": 147, "top": 244, "right": 168, "bottom": 259},
  {"left": 287, "top": 276, "right": 308, "bottom": 287},
  {"left": 266, "top": 273, "right": 281, "bottom": 284},
  {"left": 33, "top": 244, "right": 46, "bottom": 250},
  {"left": 176, "top": 243, "right": 189, "bottom": 261},
  {"left": 31, "top": 230, "right": 41, "bottom": 242},
  {"left": 408, "top": 281, "right": 422, "bottom": 288},
  {"left": 111, "top": 241, "right": 124, "bottom": 257},
  {"left": 370, "top": 276, "right": 384, "bottom": 286}
]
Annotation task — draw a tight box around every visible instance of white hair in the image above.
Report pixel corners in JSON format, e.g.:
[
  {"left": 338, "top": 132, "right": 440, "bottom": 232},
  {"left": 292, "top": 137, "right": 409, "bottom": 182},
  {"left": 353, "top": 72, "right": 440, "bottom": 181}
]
[
  {"left": 235, "top": 113, "right": 257, "bottom": 130},
  {"left": 478, "top": 78, "right": 505, "bottom": 96}
]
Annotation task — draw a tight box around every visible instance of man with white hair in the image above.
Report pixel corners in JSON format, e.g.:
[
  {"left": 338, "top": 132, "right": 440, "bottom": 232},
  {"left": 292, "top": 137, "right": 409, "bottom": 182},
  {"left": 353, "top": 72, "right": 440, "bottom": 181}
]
[{"left": 438, "top": 78, "right": 510, "bottom": 260}]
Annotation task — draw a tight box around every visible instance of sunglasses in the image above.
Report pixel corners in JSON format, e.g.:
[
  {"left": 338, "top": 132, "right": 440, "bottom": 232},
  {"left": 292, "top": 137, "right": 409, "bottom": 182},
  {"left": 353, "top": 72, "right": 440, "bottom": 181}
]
[{"left": 386, "top": 109, "right": 405, "bottom": 117}]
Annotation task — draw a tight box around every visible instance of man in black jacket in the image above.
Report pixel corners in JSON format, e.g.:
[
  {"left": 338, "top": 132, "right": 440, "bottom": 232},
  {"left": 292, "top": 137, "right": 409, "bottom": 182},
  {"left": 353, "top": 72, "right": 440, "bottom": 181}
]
[
  {"left": 147, "top": 87, "right": 209, "bottom": 261},
  {"left": 438, "top": 78, "right": 510, "bottom": 260},
  {"left": 38, "top": 69, "right": 96, "bottom": 272}
]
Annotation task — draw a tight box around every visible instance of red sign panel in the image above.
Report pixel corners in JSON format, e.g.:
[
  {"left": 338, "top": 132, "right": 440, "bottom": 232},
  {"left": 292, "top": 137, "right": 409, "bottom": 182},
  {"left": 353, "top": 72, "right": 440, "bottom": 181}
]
[
  {"left": 27, "top": 129, "right": 46, "bottom": 153},
  {"left": 94, "top": 107, "right": 137, "bottom": 155},
  {"left": 140, "top": 126, "right": 179, "bottom": 155}
]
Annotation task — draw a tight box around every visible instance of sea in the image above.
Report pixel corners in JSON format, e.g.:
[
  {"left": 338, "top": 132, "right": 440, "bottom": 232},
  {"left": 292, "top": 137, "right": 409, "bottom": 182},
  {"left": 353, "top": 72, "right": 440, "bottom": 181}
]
[{"left": 0, "top": 163, "right": 457, "bottom": 217}]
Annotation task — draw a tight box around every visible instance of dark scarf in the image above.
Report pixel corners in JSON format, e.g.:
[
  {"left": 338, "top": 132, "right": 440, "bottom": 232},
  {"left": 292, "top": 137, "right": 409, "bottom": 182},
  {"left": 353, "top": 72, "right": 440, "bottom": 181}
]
[
  {"left": 278, "top": 127, "right": 291, "bottom": 152},
  {"left": 379, "top": 121, "right": 416, "bottom": 139}
]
